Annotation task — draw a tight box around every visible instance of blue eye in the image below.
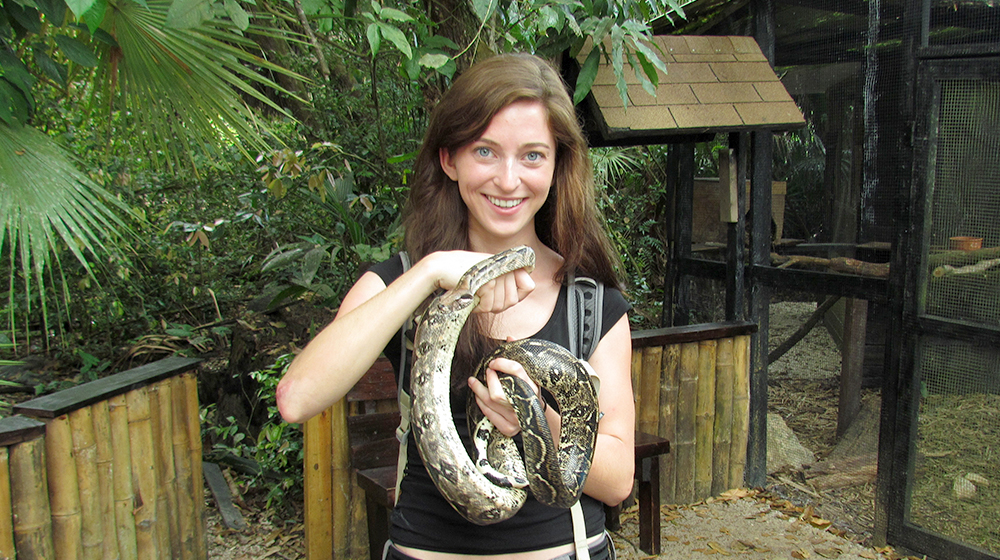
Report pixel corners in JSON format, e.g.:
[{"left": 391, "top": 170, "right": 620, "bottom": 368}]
[
  {"left": 476, "top": 147, "right": 492, "bottom": 157},
  {"left": 526, "top": 152, "right": 541, "bottom": 162}
]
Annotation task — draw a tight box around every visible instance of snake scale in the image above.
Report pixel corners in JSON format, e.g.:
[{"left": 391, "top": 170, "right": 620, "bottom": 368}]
[{"left": 409, "top": 246, "right": 600, "bottom": 525}]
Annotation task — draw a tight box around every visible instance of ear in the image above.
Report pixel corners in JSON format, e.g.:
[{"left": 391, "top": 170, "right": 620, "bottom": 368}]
[{"left": 439, "top": 147, "right": 459, "bottom": 181}]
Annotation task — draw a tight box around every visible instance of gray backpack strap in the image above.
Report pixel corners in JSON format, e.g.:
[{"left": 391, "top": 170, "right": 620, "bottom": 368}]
[
  {"left": 395, "top": 251, "right": 413, "bottom": 504},
  {"left": 567, "top": 274, "right": 604, "bottom": 361},
  {"left": 567, "top": 273, "right": 604, "bottom": 560}
]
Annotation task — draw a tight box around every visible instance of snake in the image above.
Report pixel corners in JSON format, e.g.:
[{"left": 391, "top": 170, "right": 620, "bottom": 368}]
[{"left": 408, "top": 246, "right": 600, "bottom": 525}]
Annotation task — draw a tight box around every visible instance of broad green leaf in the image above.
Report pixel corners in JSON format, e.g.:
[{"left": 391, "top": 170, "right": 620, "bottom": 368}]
[
  {"left": 377, "top": 22, "right": 411, "bottom": 59},
  {"left": 91, "top": 27, "right": 119, "bottom": 47},
  {"left": 633, "top": 49, "right": 659, "bottom": 90},
  {"left": 224, "top": 0, "right": 250, "bottom": 30},
  {"left": 573, "top": 47, "right": 599, "bottom": 105},
  {"left": 418, "top": 53, "right": 449, "bottom": 69},
  {"left": 591, "top": 17, "right": 613, "bottom": 46},
  {"left": 8, "top": 3, "right": 42, "bottom": 33},
  {"left": 378, "top": 7, "right": 411, "bottom": 22},
  {"left": 54, "top": 35, "right": 98, "bottom": 67},
  {"left": 0, "top": 50, "right": 38, "bottom": 97},
  {"left": 63, "top": 0, "right": 94, "bottom": 18},
  {"left": 611, "top": 26, "right": 627, "bottom": 107},
  {"left": 630, "top": 35, "right": 667, "bottom": 76},
  {"left": 424, "top": 34, "right": 460, "bottom": 50},
  {"left": 33, "top": 0, "right": 66, "bottom": 26},
  {"left": 165, "top": 0, "right": 213, "bottom": 29},
  {"left": 80, "top": 0, "right": 106, "bottom": 34},
  {"left": 33, "top": 50, "right": 68, "bottom": 87},
  {"left": 471, "top": 0, "right": 496, "bottom": 24},
  {"left": 366, "top": 22, "right": 380, "bottom": 57},
  {"left": 0, "top": 81, "right": 30, "bottom": 125},
  {"left": 369, "top": 0, "right": 381, "bottom": 14},
  {"left": 537, "top": 5, "right": 561, "bottom": 34},
  {"left": 628, "top": 50, "right": 654, "bottom": 97}
]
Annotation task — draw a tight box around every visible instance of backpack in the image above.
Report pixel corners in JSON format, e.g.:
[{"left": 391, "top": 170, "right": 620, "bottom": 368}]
[{"left": 392, "top": 253, "right": 603, "bottom": 559}]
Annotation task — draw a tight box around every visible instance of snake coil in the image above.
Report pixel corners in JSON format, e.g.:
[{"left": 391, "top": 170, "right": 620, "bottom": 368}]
[{"left": 409, "top": 246, "right": 600, "bottom": 525}]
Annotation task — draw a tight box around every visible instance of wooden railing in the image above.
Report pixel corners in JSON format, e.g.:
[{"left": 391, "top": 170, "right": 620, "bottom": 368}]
[
  {"left": 1, "top": 356, "right": 205, "bottom": 559},
  {"left": 631, "top": 321, "right": 756, "bottom": 503},
  {"left": 302, "top": 320, "right": 756, "bottom": 560}
]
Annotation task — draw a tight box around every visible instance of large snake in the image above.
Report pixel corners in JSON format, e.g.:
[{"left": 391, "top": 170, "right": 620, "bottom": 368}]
[{"left": 409, "top": 246, "right": 600, "bottom": 525}]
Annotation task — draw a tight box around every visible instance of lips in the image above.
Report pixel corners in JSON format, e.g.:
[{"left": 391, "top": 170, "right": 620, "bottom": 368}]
[{"left": 487, "top": 196, "right": 524, "bottom": 209}]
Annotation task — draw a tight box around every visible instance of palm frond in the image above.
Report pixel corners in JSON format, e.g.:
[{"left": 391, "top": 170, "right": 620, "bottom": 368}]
[
  {"left": 0, "top": 122, "right": 133, "bottom": 346},
  {"left": 94, "top": 0, "right": 309, "bottom": 165}
]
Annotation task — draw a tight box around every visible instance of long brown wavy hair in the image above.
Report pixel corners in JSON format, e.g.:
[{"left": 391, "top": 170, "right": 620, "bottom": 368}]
[{"left": 402, "top": 53, "right": 623, "bottom": 383}]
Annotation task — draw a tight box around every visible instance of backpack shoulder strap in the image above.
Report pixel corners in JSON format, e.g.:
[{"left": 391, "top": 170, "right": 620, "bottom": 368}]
[
  {"left": 566, "top": 273, "right": 604, "bottom": 361},
  {"left": 394, "top": 251, "right": 413, "bottom": 504}
]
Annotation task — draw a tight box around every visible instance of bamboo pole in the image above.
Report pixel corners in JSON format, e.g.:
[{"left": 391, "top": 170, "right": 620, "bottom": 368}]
[
  {"left": 151, "top": 380, "right": 181, "bottom": 557},
  {"left": 630, "top": 349, "right": 643, "bottom": 430},
  {"left": 331, "top": 398, "right": 351, "bottom": 559},
  {"left": 712, "top": 338, "right": 734, "bottom": 496},
  {"left": 109, "top": 394, "right": 138, "bottom": 560},
  {"left": 69, "top": 406, "right": 104, "bottom": 560},
  {"left": 694, "top": 339, "right": 717, "bottom": 500},
  {"left": 674, "top": 342, "right": 698, "bottom": 504},
  {"left": 659, "top": 344, "right": 680, "bottom": 504},
  {"left": 10, "top": 437, "right": 55, "bottom": 558},
  {"left": 171, "top": 375, "right": 197, "bottom": 560},
  {"left": 304, "top": 407, "right": 333, "bottom": 559},
  {"left": 92, "top": 400, "right": 120, "bottom": 559},
  {"left": 181, "top": 373, "right": 206, "bottom": 560},
  {"left": 127, "top": 386, "right": 160, "bottom": 559},
  {"left": 729, "top": 335, "right": 751, "bottom": 489},
  {"left": 46, "top": 414, "right": 83, "bottom": 559},
  {"left": 638, "top": 347, "right": 662, "bottom": 437},
  {"left": 0, "top": 447, "right": 14, "bottom": 559}
]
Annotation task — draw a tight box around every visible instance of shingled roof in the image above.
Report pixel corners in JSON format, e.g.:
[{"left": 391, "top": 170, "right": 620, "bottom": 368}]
[{"left": 571, "top": 35, "right": 805, "bottom": 146}]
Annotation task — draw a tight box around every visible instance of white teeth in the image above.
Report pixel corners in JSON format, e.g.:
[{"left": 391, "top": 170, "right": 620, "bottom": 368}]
[{"left": 488, "top": 196, "right": 522, "bottom": 208}]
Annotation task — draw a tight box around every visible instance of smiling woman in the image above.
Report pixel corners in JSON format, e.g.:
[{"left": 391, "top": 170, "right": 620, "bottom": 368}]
[{"left": 277, "top": 53, "right": 633, "bottom": 560}]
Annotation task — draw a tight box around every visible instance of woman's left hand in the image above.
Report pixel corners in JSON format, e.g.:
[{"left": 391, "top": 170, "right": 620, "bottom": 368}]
[{"left": 467, "top": 357, "right": 541, "bottom": 437}]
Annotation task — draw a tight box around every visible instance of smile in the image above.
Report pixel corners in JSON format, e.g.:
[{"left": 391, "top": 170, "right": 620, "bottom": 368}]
[{"left": 487, "top": 196, "right": 524, "bottom": 209}]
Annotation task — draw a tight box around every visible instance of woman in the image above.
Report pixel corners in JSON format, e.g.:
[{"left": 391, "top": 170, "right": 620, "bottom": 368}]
[{"left": 276, "top": 53, "right": 634, "bottom": 560}]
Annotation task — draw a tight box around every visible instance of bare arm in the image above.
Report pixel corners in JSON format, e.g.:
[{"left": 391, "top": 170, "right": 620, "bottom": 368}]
[{"left": 276, "top": 251, "right": 534, "bottom": 424}]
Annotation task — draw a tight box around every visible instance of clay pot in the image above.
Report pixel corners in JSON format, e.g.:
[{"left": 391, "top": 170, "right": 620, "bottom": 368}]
[{"left": 949, "top": 236, "right": 983, "bottom": 251}]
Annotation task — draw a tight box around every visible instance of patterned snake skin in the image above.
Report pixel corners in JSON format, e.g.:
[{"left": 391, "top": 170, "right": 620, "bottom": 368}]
[{"left": 409, "top": 246, "right": 600, "bottom": 525}]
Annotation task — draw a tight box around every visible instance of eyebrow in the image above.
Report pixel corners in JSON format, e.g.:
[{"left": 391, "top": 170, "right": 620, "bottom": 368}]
[{"left": 476, "top": 138, "right": 553, "bottom": 151}]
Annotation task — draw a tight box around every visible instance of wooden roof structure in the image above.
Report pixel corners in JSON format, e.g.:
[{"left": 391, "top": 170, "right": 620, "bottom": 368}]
[{"left": 570, "top": 35, "right": 805, "bottom": 146}]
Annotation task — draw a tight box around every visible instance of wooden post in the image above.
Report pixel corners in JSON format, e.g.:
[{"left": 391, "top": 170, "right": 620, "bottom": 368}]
[
  {"left": 630, "top": 350, "right": 643, "bottom": 429},
  {"left": 151, "top": 381, "right": 181, "bottom": 556},
  {"left": 304, "top": 407, "right": 333, "bottom": 559},
  {"left": 180, "top": 374, "right": 206, "bottom": 560},
  {"left": 730, "top": 335, "right": 751, "bottom": 489},
  {"left": 127, "top": 387, "right": 160, "bottom": 559},
  {"left": 171, "top": 375, "right": 197, "bottom": 560},
  {"left": 69, "top": 406, "right": 104, "bottom": 560},
  {"left": 109, "top": 394, "right": 138, "bottom": 560},
  {"left": 0, "top": 447, "right": 13, "bottom": 558},
  {"left": 674, "top": 342, "right": 698, "bottom": 504},
  {"left": 331, "top": 398, "right": 351, "bottom": 558},
  {"left": 638, "top": 347, "right": 662, "bottom": 437},
  {"left": 694, "top": 339, "right": 717, "bottom": 500},
  {"left": 659, "top": 344, "right": 680, "bottom": 503},
  {"left": 712, "top": 338, "right": 734, "bottom": 495},
  {"left": 10, "top": 436, "right": 55, "bottom": 558},
  {"left": 46, "top": 414, "right": 83, "bottom": 559},
  {"left": 92, "top": 400, "right": 120, "bottom": 560},
  {"left": 838, "top": 299, "right": 868, "bottom": 437}
]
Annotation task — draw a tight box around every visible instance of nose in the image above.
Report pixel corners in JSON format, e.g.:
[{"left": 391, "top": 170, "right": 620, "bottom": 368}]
[{"left": 494, "top": 158, "right": 520, "bottom": 191}]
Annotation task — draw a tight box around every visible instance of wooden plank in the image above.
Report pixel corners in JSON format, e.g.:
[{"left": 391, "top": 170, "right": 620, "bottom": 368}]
[
  {"left": 304, "top": 408, "right": 333, "bottom": 560},
  {"left": 0, "top": 416, "right": 46, "bottom": 447},
  {"left": 203, "top": 463, "right": 247, "bottom": 531},
  {"left": 633, "top": 321, "right": 757, "bottom": 349},
  {"left": 14, "top": 357, "right": 201, "bottom": 418}
]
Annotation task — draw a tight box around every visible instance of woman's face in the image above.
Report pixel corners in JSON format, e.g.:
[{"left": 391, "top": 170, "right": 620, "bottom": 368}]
[{"left": 440, "top": 100, "right": 556, "bottom": 251}]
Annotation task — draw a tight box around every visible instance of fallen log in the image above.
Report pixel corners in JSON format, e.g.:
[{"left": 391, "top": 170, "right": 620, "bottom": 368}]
[{"left": 771, "top": 254, "right": 890, "bottom": 278}]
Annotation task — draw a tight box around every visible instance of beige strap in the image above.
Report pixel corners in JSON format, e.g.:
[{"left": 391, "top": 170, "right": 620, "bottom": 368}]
[{"left": 570, "top": 501, "right": 590, "bottom": 560}]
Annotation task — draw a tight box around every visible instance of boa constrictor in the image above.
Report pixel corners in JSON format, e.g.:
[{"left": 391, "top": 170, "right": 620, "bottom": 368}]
[{"left": 409, "top": 246, "right": 600, "bottom": 525}]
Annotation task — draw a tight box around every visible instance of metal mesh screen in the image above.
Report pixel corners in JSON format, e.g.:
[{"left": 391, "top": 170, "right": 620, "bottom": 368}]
[
  {"left": 921, "top": 79, "right": 1000, "bottom": 326},
  {"left": 910, "top": 340, "right": 1000, "bottom": 554},
  {"left": 926, "top": 0, "right": 1000, "bottom": 47}
]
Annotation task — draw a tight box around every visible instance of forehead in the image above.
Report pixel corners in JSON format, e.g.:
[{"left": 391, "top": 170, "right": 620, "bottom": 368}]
[{"left": 480, "top": 100, "right": 554, "bottom": 143}]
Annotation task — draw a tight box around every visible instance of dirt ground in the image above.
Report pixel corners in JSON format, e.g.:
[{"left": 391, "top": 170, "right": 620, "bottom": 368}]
[{"left": 205, "top": 300, "right": 911, "bottom": 560}]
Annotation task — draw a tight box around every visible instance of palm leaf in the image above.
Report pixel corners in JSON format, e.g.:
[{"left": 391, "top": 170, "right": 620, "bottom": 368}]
[
  {"left": 0, "top": 122, "right": 133, "bottom": 346},
  {"left": 93, "top": 0, "right": 308, "bottom": 166}
]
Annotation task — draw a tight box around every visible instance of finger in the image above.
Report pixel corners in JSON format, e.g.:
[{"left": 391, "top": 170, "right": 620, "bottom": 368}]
[
  {"left": 484, "top": 368, "right": 511, "bottom": 406},
  {"left": 502, "top": 272, "right": 520, "bottom": 309},
  {"left": 473, "top": 393, "right": 520, "bottom": 436},
  {"left": 514, "top": 268, "right": 535, "bottom": 299}
]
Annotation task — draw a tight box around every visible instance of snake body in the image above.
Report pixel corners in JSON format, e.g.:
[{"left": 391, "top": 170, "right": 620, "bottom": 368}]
[{"left": 409, "top": 246, "right": 600, "bottom": 525}]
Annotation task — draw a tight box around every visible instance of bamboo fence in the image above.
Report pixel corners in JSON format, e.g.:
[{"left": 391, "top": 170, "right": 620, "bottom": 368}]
[
  {"left": 631, "top": 322, "right": 756, "bottom": 503},
  {"left": 1, "top": 356, "right": 205, "bottom": 560}
]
